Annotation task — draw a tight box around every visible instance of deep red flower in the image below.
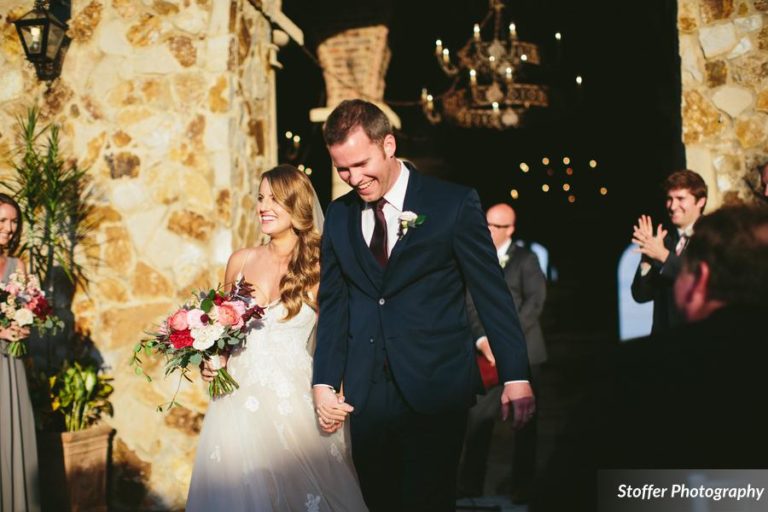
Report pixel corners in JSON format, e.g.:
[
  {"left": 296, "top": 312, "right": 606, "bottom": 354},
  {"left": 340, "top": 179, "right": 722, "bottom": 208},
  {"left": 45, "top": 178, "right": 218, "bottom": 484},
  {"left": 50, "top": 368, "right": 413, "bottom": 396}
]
[
  {"left": 31, "top": 296, "right": 52, "bottom": 318},
  {"left": 169, "top": 329, "right": 194, "bottom": 349},
  {"left": 213, "top": 295, "right": 225, "bottom": 306}
]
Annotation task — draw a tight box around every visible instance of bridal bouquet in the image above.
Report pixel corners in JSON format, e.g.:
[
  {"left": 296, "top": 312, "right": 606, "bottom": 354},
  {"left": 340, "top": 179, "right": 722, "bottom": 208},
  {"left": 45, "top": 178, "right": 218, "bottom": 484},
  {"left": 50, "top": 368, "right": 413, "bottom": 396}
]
[
  {"left": 0, "top": 272, "right": 63, "bottom": 357},
  {"left": 131, "top": 278, "right": 264, "bottom": 410}
]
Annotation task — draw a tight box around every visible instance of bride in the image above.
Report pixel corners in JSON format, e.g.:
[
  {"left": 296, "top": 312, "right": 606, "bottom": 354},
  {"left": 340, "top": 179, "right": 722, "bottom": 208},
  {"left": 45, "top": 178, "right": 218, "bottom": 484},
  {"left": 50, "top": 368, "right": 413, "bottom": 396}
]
[{"left": 186, "top": 165, "right": 368, "bottom": 511}]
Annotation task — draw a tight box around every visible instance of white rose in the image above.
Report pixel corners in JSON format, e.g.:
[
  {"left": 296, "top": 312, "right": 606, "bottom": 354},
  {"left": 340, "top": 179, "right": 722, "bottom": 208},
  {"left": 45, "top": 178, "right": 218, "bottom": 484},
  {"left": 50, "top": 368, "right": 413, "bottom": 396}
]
[
  {"left": 14, "top": 308, "right": 34, "bottom": 327},
  {"left": 399, "top": 211, "right": 418, "bottom": 223},
  {"left": 191, "top": 324, "right": 225, "bottom": 351}
]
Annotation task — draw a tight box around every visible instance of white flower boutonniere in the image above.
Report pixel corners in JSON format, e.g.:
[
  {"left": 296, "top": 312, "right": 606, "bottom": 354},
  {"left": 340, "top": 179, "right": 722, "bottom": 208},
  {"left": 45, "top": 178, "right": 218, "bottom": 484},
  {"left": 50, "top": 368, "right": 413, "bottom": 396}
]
[
  {"left": 397, "top": 211, "right": 426, "bottom": 240},
  {"left": 499, "top": 254, "right": 510, "bottom": 268}
]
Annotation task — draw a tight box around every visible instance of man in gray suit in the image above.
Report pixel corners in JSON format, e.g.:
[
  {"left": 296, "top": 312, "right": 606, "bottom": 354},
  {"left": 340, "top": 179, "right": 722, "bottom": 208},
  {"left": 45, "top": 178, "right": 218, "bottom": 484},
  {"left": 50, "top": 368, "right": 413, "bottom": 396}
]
[{"left": 458, "top": 203, "right": 547, "bottom": 502}]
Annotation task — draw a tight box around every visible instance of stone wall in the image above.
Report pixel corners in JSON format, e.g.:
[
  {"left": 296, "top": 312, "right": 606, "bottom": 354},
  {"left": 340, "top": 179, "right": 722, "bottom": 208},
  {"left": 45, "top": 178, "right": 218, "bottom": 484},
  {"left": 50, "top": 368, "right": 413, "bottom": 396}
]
[
  {"left": 679, "top": 0, "right": 768, "bottom": 206},
  {"left": 0, "top": 0, "right": 289, "bottom": 508}
]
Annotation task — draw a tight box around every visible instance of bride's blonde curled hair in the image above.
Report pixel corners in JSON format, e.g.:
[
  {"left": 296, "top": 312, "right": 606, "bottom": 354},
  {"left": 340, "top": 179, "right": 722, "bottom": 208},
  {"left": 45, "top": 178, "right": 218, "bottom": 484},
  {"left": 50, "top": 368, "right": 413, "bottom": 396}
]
[{"left": 261, "top": 165, "right": 321, "bottom": 320}]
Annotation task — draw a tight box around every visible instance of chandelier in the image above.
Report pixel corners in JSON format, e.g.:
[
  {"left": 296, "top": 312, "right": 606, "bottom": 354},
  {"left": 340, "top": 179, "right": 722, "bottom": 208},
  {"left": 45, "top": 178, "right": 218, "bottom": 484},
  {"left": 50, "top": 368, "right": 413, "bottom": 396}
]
[{"left": 421, "top": 0, "right": 549, "bottom": 129}]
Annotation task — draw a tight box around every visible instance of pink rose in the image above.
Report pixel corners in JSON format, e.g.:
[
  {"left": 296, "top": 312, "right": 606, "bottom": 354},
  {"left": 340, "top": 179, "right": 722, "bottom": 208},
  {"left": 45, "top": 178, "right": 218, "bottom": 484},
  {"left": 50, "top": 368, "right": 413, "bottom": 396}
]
[
  {"left": 168, "top": 309, "right": 189, "bottom": 331},
  {"left": 186, "top": 309, "right": 206, "bottom": 329},
  {"left": 216, "top": 301, "right": 246, "bottom": 329},
  {"left": 5, "top": 282, "right": 21, "bottom": 296}
]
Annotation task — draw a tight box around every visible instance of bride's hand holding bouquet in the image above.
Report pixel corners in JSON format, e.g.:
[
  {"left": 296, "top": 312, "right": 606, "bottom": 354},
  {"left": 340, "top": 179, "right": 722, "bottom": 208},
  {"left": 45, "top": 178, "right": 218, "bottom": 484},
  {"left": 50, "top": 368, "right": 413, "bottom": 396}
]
[{"left": 131, "top": 278, "right": 263, "bottom": 411}]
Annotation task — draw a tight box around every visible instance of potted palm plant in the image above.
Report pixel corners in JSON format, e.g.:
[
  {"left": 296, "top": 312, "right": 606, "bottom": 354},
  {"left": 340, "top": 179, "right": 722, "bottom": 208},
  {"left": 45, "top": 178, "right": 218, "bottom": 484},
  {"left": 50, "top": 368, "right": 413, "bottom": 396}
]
[{"left": 3, "top": 106, "right": 95, "bottom": 371}]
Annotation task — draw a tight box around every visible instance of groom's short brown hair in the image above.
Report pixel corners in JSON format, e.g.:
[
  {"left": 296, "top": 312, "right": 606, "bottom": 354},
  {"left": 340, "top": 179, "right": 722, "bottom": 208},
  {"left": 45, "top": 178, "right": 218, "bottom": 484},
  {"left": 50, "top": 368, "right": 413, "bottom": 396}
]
[{"left": 323, "top": 99, "right": 393, "bottom": 147}]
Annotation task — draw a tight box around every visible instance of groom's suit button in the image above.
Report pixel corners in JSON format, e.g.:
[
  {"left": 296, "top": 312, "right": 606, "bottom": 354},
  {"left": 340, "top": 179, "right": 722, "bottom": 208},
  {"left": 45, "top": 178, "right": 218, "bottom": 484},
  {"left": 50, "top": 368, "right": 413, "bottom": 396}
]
[
  {"left": 378, "top": 298, "right": 386, "bottom": 305},
  {"left": 369, "top": 337, "right": 374, "bottom": 344}
]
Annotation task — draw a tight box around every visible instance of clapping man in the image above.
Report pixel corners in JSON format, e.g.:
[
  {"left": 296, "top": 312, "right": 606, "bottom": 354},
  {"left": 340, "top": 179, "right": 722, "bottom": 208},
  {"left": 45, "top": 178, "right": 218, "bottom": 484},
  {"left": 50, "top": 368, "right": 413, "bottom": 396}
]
[{"left": 631, "top": 170, "right": 707, "bottom": 333}]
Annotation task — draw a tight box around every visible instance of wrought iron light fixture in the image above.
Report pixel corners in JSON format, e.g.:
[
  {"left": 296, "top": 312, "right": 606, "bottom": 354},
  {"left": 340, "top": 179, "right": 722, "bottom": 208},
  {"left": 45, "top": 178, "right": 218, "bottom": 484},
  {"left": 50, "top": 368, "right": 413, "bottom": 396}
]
[
  {"left": 421, "top": 0, "right": 549, "bottom": 129},
  {"left": 13, "top": 0, "right": 71, "bottom": 81}
]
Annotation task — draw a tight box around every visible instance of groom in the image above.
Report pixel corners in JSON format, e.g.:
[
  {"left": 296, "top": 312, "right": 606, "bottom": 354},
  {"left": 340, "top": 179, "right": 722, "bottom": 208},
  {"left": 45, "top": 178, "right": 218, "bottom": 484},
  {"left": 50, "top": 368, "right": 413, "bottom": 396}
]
[{"left": 312, "top": 99, "right": 534, "bottom": 512}]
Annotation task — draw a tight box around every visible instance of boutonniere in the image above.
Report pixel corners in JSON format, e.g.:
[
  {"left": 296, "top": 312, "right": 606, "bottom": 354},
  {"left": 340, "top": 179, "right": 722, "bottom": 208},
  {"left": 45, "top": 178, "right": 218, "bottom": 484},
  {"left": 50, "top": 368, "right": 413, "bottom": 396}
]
[
  {"left": 499, "top": 254, "right": 510, "bottom": 268},
  {"left": 397, "top": 211, "right": 426, "bottom": 240}
]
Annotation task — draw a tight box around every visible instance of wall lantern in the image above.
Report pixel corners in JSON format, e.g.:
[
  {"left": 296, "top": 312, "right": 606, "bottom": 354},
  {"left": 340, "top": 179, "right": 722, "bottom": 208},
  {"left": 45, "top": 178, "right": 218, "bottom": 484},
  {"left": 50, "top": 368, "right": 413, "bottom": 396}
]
[{"left": 13, "top": 0, "right": 71, "bottom": 81}]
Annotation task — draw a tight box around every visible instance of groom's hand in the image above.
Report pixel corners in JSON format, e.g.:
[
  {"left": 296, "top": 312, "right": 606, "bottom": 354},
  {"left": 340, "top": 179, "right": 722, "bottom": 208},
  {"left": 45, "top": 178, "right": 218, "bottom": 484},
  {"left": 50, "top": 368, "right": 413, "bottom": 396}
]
[
  {"left": 501, "top": 381, "right": 535, "bottom": 430},
  {"left": 313, "top": 385, "right": 354, "bottom": 433}
]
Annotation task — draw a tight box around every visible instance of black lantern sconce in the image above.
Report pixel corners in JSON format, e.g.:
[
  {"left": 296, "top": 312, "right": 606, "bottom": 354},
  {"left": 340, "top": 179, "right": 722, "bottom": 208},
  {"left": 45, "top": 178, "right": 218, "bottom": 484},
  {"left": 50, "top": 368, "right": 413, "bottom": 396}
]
[{"left": 13, "top": 0, "right": 71, "bottom": 82}]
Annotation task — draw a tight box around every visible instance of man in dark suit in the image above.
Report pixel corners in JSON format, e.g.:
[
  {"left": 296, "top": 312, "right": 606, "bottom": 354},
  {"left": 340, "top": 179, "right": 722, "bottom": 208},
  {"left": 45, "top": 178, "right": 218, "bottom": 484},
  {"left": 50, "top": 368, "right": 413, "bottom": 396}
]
[
  {"left": 532, "top": 205, "right": 768, "bottom": 511},
  {"left": 631, "top": 169, "right": 707, "bottom": 333},
  {"left": 458, "top": 203, "right": 546, "bottom": 502},
  {"left": 311, "top": 100, "right": 535, "bottom": 512}
]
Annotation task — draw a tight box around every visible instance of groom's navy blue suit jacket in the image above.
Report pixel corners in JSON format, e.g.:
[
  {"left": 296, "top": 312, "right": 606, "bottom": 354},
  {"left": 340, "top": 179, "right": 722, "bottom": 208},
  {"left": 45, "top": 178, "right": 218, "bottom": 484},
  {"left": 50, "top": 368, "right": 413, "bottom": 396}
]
[{"left": 313, "top": 167, "right": 529, "bottom": 415}]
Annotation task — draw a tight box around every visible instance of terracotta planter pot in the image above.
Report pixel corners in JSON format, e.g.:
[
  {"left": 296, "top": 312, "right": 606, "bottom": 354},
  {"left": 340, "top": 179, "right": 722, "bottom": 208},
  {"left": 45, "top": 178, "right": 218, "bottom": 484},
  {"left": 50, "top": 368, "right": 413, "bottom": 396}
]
[{"left": 38, "top": 423, "right": 115, "bottom": 512}]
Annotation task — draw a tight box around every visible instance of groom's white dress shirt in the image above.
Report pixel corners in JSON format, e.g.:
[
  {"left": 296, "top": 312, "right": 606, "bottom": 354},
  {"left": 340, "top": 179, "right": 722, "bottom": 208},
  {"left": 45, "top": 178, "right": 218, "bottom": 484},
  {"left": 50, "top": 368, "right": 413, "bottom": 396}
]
[{"left": 361, "top": 160, "right": 409, "bottom": 252}]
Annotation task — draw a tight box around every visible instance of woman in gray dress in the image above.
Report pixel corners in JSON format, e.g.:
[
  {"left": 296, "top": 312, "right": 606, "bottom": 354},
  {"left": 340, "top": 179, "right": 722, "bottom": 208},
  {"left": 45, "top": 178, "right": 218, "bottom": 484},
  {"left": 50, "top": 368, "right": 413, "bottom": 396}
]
[{"left": 0, "top": 192, "right": 41, "bottom": 512}]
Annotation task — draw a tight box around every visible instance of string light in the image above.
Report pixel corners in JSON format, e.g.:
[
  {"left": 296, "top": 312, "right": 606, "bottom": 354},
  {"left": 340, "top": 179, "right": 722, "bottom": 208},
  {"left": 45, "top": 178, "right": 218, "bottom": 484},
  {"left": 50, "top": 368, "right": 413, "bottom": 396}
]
[
  {"left": 542, "top": 184, "right": 550, "bottom": 192},
  {"left": 600, "top": 187, "right": 608, "bottom": 195},
  {"left": 305, "top": 167, "right": 313, "bottom": 176},
  {"left": 562, "top": 183, "right": 570, "bottom": 191},
  {"left": 285, "top": 131, "right": 293, "bottom": 139},
  {"left": 568, "top": 194, "right": 576, "bottom": 203},
  {"left": 519, "top": 162, "right": 530, "bottom": 173},
  {"left": 575, "top": 75, "right": 583, "bottom": 85},
  {"left": 542, "top": 157, "right": 550, "bottom": 165},
  {"left": 510, "top": 189, "right": 519, "bottom": 199},
  {"left": 562, "top": 157, "right": 570, "bottom": 165},
  {"left": 589, "top": 159, "right": 598, "bottom": 168},
  {"left": 555, "top": 32, "right": 562, "bottom": 41},
  {"left": 566, "top": 167, "right": 574, "bottom": 176}
]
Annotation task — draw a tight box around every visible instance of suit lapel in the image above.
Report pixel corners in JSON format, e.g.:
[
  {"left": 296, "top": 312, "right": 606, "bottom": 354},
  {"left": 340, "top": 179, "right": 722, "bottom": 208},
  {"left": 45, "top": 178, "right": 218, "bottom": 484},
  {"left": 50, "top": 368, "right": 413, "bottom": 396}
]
[
  {"left": 347, "top": 197, "right": 384, "bottom": 289},
  {"left": 385, "top": 167, "right": 423, "bottom": 274}
]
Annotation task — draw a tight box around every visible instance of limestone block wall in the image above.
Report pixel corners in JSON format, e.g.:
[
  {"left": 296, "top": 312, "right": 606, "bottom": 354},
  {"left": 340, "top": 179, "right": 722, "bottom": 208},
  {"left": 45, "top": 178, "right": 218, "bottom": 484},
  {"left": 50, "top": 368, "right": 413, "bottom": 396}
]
[
  {"left": 678, "top": 0, "right": 768, "bottom": 206},
  {"left": 0, "top": 0, "right": 285, "bottom": 508}
]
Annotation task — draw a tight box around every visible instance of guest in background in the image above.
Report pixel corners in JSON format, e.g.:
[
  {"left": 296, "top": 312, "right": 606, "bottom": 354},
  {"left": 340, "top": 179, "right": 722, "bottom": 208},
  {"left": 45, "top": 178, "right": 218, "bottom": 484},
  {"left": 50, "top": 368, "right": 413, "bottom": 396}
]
[
  {"left": 0, "top": 192, "right": 40, "bottom": 512},
  {"left": 459, "top": 203, "right": 546, "bottom": 504},
  {"left": 631, "top": 169, "right": 707, "bottom": 333},
  {"left": 532, "top": 204, "right": 768, "bottom": 511}
]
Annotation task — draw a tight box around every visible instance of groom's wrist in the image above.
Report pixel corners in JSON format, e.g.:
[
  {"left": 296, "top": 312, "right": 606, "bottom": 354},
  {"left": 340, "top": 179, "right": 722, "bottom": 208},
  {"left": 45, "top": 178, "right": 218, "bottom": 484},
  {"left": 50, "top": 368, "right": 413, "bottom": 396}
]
[{"left": 504, "top": 380, "right": 530, "bottom": 385}]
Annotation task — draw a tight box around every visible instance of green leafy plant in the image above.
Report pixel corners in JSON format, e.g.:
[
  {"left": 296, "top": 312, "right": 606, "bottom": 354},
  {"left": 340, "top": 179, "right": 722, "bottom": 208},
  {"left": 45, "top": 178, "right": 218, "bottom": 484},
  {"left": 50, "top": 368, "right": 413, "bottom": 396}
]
[
  {"left": 3, "top": 106, "right": 95, "bottom": 298},
  {"left": 49, "top": 360, "right": 114, "bottom": 432}
]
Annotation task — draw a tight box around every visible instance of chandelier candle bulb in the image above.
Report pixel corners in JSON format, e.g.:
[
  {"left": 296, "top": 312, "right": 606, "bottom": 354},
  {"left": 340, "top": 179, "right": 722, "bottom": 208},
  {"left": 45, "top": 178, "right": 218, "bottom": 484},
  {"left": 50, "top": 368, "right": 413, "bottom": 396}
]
[
  {"left": 435, "top": 39, "right": 443, "bottom": 56},
  {"left": 509, "top": 22, "right": 517, "bottom": 39},
  {"left": 492, "top": 102, "right": 500, "bottom": 114},
  {"left": 505, "top": 67, "right": 513, "bottom": 82},
  {"left": 473, "top": 23, "right": 481, "bottom": 41},
  {"left": 555, "top": 32, "right": 562, "bottom": 41},
  {"left": 442, "top": 48, "right": 450, "bottom": 64},
  {"left": 426, "top": 94, "right": 434, "bottom": 111},
  {"left": 469, "top": 68, "right": 477, "bottom": 85}
]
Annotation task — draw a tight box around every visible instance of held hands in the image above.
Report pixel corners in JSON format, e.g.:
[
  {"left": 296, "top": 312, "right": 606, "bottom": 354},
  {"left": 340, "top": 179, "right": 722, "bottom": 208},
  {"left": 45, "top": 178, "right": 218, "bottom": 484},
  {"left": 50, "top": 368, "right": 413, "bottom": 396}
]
[
  {"left": 632, "top": 215, "right": 669, "bottom": 263},
  {"left": 200, "top": 354, "right": 229, "bottom": 382},
  {"left": 0, "top": 325, "right": 31, "bottom": 343},
  {"left": 501, "top": 381, "right": 535, "bottom": 430},
  {"left": 313, "top": 385, "right": 354, "bottom": 434}
]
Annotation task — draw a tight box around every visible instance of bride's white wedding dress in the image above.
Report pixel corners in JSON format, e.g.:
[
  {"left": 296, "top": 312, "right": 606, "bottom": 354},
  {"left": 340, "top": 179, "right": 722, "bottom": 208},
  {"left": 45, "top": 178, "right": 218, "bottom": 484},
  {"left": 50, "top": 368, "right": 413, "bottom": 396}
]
[{"left": 186, "top": 300, "right": 368, "bottom": 511}]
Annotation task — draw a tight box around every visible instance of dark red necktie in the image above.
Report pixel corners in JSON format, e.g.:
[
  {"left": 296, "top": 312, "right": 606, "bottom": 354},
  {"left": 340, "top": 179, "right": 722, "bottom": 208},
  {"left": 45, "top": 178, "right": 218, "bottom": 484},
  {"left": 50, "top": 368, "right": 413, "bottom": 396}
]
[{"left": 369, "top": 198, "right": 388, "bottom": 267}]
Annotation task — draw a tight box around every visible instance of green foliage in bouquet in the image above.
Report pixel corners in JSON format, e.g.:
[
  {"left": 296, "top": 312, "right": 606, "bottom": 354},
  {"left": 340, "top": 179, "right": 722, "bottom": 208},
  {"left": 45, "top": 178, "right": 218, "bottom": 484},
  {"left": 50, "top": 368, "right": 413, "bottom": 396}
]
[{"left": 49, "top": 360, "right": 114, "bottom": 432}]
